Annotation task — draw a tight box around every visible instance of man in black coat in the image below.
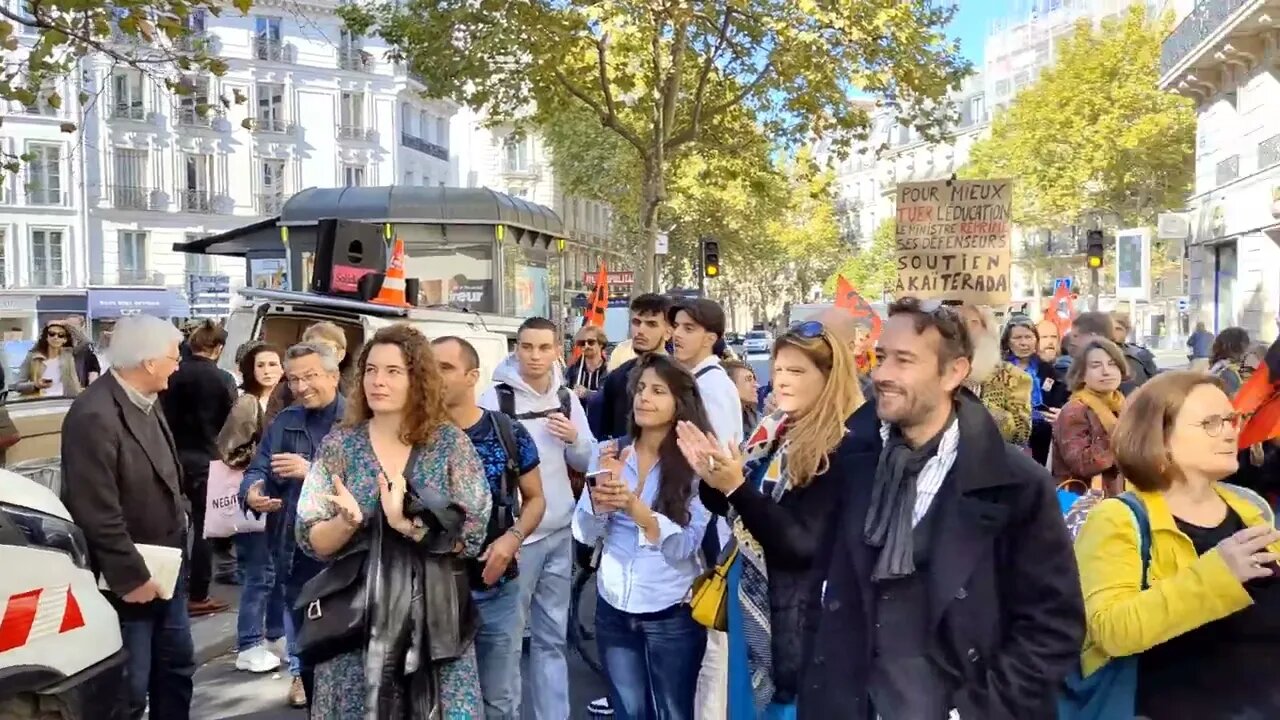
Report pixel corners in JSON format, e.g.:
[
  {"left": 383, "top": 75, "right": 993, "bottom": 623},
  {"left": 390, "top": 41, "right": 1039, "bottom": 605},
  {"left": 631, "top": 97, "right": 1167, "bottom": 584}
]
[
  {"left": 61, "top": 315, "right": 195, "bottom": 720},
  {"left": 800, "top": 298, "right": 1084, "bottom": 720},
  {"left": 595, "top": 293, "right": 671, "bottom": 440}
]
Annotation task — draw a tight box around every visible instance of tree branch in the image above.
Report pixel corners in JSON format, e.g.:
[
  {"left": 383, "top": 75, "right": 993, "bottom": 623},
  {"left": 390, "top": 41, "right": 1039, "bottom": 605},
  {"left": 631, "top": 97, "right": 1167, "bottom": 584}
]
[
  {"left": 595, "top": 33, "right": 620, "bottom": 133},
  {"left": 666, "top": 59, "right": 773, "bottom": 152},
  {"left": 0, "top": 5, "right": 190, "bottom": 70},
  {"left": 682, "top": 5, "right": 733, "bottom": 149},
  {"left": 660, "top": 15, "right": 690, "bottom": 145},
  {"left": 552, "top": 67, "right": 648, "bottom": 155}
]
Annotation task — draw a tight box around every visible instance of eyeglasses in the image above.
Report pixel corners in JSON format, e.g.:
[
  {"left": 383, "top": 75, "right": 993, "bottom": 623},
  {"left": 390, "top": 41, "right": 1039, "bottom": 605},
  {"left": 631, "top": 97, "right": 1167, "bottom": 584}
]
[
  {"left": 1195, "top": 412, "right": 1241, "bottom": 437},
  {"left": 576, "top": 339, "right": 598, "bottom": 347},
  {"left": 46, "top": 331, "right": 67, "bottom": 339}
]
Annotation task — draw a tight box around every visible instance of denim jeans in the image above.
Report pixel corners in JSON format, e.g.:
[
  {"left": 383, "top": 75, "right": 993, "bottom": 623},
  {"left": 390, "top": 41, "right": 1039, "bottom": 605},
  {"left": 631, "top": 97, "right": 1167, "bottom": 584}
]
[
  {"left": 514, "top": 527, "right": 572, "bottom": 720},
  {"left": 596, "top": 598, "right": 706, "bottom": 720},
  {"left": 117, "top": 568, "right": 196, "bottom": 720},
  {"left": 233, "top": 531, "right": 285, "bottom": 652},
  {"left": 473, "top": 579, "right": 522, "bottom": 719}
]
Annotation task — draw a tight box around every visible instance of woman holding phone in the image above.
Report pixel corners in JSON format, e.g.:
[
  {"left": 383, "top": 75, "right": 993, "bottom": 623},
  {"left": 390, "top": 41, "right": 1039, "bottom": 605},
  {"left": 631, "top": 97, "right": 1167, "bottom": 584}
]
[{"left": 571, "top": 353, "right": 714, "bottom": 719}]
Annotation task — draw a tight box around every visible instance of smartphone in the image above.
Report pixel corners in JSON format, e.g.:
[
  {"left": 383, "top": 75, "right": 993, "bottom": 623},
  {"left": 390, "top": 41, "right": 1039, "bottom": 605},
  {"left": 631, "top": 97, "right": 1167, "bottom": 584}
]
[{"left": 585, "top": 470, "right": 612, "bottom": 514}]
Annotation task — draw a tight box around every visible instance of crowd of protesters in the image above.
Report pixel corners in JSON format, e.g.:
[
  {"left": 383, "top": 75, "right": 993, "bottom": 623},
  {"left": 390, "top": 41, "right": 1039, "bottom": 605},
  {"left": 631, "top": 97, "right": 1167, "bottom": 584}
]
[{"left": 50, "top": 291, "right": 1280, "bottom": 720}]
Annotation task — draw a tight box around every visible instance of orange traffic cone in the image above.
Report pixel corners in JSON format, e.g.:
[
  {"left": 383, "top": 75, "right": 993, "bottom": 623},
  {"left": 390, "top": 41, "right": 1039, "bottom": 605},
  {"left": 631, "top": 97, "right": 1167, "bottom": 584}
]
[{"left": 372, "top": 236, "right": 411, "bottom": 308}]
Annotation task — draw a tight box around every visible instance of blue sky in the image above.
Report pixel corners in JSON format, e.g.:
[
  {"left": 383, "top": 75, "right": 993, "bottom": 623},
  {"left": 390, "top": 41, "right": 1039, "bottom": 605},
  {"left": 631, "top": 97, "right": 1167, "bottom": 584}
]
[{"left": 948, "top": 1, "right": 1011, "bottom": 64}]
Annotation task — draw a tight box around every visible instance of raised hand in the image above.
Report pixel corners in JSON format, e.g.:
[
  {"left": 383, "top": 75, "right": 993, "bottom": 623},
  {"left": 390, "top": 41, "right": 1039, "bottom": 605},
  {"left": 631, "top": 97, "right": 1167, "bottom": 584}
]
[{"left": 322, "top": 475, "right": 363, "bottom": 529}]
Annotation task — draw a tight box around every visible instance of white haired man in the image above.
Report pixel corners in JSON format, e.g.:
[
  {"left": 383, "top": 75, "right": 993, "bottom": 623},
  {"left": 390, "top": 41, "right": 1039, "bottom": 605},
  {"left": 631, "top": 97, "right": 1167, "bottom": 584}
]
[{"left": 61, "top": 315, "right": 193, "bottom": 719}]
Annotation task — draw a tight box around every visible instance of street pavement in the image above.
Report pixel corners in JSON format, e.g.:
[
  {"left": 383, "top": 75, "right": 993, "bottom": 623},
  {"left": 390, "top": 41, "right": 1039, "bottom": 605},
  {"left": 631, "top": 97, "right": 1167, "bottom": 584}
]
[{"left": 191, "top": 582, "right": 610, "bottom": 720}]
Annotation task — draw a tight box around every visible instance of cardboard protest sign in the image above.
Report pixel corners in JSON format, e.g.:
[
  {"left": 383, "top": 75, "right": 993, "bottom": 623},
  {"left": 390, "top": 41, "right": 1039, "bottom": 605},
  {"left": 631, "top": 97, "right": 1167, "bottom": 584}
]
[{"left": 894, "top": 179, "right": 1013, "bottom": 305}]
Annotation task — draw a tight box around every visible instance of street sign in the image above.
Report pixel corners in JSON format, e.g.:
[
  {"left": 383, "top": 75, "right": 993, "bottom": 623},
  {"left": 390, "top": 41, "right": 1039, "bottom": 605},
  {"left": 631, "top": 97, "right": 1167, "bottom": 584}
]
[
  {"left": 1053, "top": 277, "right": 1073, "bottom": 292},
  {"left": 1176, "top": 297, "right": 1190, "bottom": 312},
  {"left": 187, "top": 273, "right": 233, "bottom": 318},
  {"left": 1115, "top": 228, "right": 1151, "bottom": 300},
  {"left": 655, "top": 233, "right": 669, "bottom": 255}
]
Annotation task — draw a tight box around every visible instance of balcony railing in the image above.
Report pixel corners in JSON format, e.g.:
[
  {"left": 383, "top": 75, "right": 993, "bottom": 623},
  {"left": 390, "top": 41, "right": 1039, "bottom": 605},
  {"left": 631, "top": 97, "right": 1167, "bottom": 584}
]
[
  {"left": 25, "top": 187, "right": 66, "bottom": 206},
  {"left": 111, "top": 101, "right": 146, "bottom": 121},
  {"left": 338, "top": 125, "right": 375, "bottom": 141},
  {"left": 400, "top": 132, "right": 449, "bottom": 161},
  {"left": 338, "top": 47, "right": 371, "bottom": 72},
  {"left": 1215, "top": 154, "right": 1240, "bottom": 187},
  {"left": 1259, "top": 133, "right": 1280, "bottom": 171},
  {"left": 176, "top": 105, "right": 214, "bottom": 127},
  {"left": 257, "top": 191, "right": 286, "bottom": 215},
  {"left": 255, "top": 37, "right": 287, "bottom": 62},
  {"left": 110, "top": 186, "right": 155, "bottom": 211},
  {"left": 254, "top": 116, "right": 290, "bottom": 133},
  {"left": 500, "top": 159, "right": 540, "bottom": 176},
  {"left": 23, "top": 100, "right": 58, "bottom": 116},
  {"left": 178, "top": 189, "right": 213, "bottom": 213},
  {"left": 1159, "top": 0, "right": 1251, "bottom": 77}
]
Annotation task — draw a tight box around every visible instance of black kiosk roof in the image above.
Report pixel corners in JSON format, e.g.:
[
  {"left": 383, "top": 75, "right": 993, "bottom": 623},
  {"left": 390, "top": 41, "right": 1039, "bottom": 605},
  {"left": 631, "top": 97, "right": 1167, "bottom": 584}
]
[{"left": 173, "top": 186, "right": 567, "bottom": 256}]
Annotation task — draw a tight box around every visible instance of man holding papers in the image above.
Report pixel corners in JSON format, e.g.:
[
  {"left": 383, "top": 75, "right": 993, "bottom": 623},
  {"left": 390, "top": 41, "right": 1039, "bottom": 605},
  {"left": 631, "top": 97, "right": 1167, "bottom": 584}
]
[{"left": 61, "top": 315, "right": 195, "bottom": 720}]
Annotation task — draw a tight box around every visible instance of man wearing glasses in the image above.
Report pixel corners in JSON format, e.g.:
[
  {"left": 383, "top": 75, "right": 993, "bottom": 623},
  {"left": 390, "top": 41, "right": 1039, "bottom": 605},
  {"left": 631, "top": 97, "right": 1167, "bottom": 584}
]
[
  {"left": 565, "top": 325, "right": 608, "bottom": 399},
  {"left": 239, "top": 341, "right": 346, "bottom": 710}
]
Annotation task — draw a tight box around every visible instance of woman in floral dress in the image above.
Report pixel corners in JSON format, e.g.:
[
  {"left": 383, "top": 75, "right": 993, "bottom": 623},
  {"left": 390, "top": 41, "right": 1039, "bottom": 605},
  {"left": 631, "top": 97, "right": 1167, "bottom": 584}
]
[{"left": 295, "top": 323, "right": 492, "bottom": 718}]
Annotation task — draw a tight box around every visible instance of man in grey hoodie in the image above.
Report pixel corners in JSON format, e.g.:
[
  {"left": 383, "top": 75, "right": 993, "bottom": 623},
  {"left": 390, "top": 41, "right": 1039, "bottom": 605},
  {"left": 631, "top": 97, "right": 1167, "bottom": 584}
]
[{"left": 479, "top": 316, "right": 595, "bottom": 720}]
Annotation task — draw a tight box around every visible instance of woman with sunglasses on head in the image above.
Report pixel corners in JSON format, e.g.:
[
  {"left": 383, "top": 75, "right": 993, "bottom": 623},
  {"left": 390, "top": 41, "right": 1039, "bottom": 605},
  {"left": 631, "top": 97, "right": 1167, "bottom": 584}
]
[
  {"left": 676, "top": 320, "right": 865, "bottom": 720},
  {"left": 1074, "top": 371, "right": 1280, "bottom": 718},
  {"left": 1001, "top": 316, "right": 1069, "bottom": 465},
  {"left": 16, "top": 321, "right": 83, "bottom": 397}
]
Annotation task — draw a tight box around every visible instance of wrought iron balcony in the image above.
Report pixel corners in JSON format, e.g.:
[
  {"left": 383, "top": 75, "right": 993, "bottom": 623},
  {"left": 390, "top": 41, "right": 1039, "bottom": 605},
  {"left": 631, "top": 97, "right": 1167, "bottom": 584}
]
[
  {"left": 338, "top": 125, "right": 375, "bottom": 141},
  {"left": 255, "top": 37, "right": 286, "bottom": 62},
  {"left": 400, "top": 132, "right": 449, "bottom": 161},
  {"left": 253, "top": 116, "right": 290, "bottom": 134},
  {"left": 25, "top": 187, "right": 66, "bottom": 206},
  {"left": 1259, "top": 133, "right": 1280, "bottom": 171},
  {"left": 1215, "top": 154, "right": 1240, "bottom": 187},
  {"left": 176, "top": 105, "right": 214, "bottom": 127},
  {"left": 1160, "top": 0, "right": 1251, "bottom": 77},
  {"left": 110, "top": 186, "right": 156, "bottom": 211},
  {"left": 178, "top": 189, "right": 213, "bottom": 213},
  {"left": 111, "top": 101, "right": 146, "bottom": 121},
  {"left": 338, "top": 47, "right": 372, "bottom": 72}
]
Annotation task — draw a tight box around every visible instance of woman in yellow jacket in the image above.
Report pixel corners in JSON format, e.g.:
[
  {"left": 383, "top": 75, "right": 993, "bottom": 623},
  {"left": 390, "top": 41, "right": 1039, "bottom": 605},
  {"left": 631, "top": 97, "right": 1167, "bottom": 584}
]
[{"left": 1074, "top": 371, "right": 1280, "bottom": 719}]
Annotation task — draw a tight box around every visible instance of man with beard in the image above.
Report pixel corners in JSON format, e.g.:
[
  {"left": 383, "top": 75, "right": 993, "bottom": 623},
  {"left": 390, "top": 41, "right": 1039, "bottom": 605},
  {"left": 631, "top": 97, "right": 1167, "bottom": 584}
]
[
  {"left": 1035, "top": 319, "right": 1061, "bottom": 365},
  {"left": 597, "top": 293, "right": 671, "bottom": 440},
  {"left": 956, "top": 305, "right": 1032, "bottom": 446},
  {"left": 800, "top": 297, "right": 1084, "bottom": 720}
]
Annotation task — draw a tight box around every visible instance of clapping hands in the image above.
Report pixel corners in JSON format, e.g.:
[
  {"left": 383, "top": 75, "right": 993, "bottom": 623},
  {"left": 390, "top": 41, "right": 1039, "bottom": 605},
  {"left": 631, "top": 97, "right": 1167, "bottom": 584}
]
[{"left": 674, "top": 422, "right": 745, "bottom": 495}]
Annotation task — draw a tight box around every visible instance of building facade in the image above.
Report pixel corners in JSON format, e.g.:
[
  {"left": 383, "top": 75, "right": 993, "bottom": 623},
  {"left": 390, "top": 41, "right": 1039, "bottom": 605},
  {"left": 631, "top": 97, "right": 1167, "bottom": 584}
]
[
  {"left": 0, "top": 0, "right": 457, "bottom": 334},
  {"left": 1160, "top": 0, "right": 1280, "bottom": 341}
]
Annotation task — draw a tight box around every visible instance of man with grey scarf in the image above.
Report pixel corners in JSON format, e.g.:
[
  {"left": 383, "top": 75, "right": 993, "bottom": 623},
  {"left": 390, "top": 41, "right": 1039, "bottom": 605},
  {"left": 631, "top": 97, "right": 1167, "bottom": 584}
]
[{"left": 799, "top": 297, "right": 1085, "bottom": 720}]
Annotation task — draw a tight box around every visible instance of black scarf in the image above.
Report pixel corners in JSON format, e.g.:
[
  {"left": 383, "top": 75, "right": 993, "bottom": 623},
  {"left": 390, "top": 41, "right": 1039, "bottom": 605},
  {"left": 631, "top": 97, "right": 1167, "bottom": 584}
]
[{"left": 863, "top": 413, "right": 954, "bottom": 582}]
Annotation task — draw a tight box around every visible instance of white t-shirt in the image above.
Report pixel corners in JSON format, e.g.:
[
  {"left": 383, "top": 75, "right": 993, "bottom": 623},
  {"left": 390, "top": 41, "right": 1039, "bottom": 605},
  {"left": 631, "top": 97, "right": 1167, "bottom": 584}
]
[{"left": 42, "top": 355, "right": 65, "bottom": 396}]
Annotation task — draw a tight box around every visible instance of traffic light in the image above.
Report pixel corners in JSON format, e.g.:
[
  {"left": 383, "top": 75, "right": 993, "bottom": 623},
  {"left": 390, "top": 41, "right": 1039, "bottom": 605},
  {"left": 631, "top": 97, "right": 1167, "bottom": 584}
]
[
  {"left": 701, "top": 237, "right": 720, "bottom": 278},
  {"left": 1086, "top": 230, "right": 1104, "bottom": 269}
]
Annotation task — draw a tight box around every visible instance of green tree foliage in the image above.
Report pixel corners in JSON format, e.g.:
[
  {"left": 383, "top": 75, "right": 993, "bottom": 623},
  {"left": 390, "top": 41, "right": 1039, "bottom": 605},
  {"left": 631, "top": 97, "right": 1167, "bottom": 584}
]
[
  {"left": 963, "top": 4, "right": 1195, "bottom": 230},
  {"left": 341, "top": 0, "right": 969, "bottom": 292},
  {"left": 0, "top": 0, "right": 250, "bottom": 172},
  {"left": 829, "top": 218, "right": 897, "bottom": 300}
]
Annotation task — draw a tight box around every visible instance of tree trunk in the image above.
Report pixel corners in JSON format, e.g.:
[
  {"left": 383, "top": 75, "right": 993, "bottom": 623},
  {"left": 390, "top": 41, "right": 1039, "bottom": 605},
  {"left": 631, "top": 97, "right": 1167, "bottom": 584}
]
[{"left": 636, "top": 161, "right": 664, "bottom": 295}]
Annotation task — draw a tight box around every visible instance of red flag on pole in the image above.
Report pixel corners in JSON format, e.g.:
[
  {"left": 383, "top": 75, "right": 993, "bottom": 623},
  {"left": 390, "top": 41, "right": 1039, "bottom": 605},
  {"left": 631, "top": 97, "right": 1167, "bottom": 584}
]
[
  {"left": 574, "top": 261, "right": 609, "bottom": 361},
  {"left": 1043, "top": 280, "right": 1076, "bottom": 338},
  {"left": 1235, "top": 335, "right": 1280, "bottom": 448},
  {"left": 834, "top": 275, "right": 882, "bottom": 372}
]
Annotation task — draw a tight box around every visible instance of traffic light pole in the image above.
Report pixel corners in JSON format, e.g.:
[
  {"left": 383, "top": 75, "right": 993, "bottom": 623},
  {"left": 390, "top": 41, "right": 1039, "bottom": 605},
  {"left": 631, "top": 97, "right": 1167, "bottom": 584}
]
[{"left": 1090, "top": 266, "right": 1100, "bottom": 312}]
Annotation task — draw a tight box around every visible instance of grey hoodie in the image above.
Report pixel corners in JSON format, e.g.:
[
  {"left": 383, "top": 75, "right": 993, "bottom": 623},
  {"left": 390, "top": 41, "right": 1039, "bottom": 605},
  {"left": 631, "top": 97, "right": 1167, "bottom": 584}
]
[{"left": 479, "top": 354, "right": 596, "bottom": 544}]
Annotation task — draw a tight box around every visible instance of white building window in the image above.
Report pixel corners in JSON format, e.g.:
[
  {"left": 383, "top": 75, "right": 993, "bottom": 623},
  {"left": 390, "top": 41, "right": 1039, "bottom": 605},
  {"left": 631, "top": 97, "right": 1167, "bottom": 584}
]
[
  {"left": 177, "top": 76, "right": 212, "bottom": 126},
  {"left": 343, "top": 164, "right": 366, "bottom": 187},
  {"left": 112, "top": 148, "right": 149, "bottom": 209},
  {"left": 25, "top": 143, "right": 63, "bottom": 206},
  {"left": 184, "top": 235, "right": 216, "bottom": 274},
  {"left": 254, "top": 16, "right": 283, "bottom": 61},
  {"left": 259, "top": 159, "right": 286, "bottom": 214},
  {"left": 400, "top": 104, "right": 412, "bottom": 134},
  {"left": 255, "top": 82, "right": 287, "bottom": 132},
  {"left": 404, "top": 171, "right": 414, "bottom": 186},
  {"left": 418, "top": 109, "right": 428, "bottom": 137},
  {"left": 111, "top": 69, "right": 146, "bottom": 120},
  {"left": 118, "top": 230, "right": 148, "bottom": 281},
  {"left": 504, "top": 136, "right": 528, "bottom": 172},
  {"left": 339, "top": 92, "right": 365, "bottom": 135},
  {"left": 23, "top": 78, "right": 58, "bottom": 116},
  {"left": 182, "top": 154, "right": 214, "bottom": 212},
  {"left": 29, "top": 228, "right": 65, "bottom": 287},
  {"left": 0, "top": 228, "right": 7, "bottom": 288},
  {"left": 436, "top": 117, "right": 449, "bottom": 149}
]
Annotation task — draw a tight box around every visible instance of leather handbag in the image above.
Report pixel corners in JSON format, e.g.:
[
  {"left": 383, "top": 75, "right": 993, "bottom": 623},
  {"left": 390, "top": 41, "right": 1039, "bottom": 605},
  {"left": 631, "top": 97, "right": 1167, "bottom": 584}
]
[
  {"left": 689, "top": 543, "right": 738, "bottom": 632},
  {"left": 293, "top": 533, "right": 372, "bottom": 666}
]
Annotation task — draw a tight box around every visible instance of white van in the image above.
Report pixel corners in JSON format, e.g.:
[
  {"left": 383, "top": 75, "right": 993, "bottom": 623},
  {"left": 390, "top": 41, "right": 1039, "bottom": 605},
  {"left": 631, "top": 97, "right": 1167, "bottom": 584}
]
[{"left": 219, "top": 288, "right": 519, "bottom": 396}]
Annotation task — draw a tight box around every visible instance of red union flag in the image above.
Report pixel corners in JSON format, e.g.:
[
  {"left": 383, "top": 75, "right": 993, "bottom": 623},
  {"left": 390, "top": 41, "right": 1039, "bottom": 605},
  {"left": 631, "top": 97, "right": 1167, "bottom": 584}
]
[
  {"left": 574, "top": 262, "right": 609, "bottom": 362},
  {"left": 834, "top": 275, "right": 883, "bottom": 344}
]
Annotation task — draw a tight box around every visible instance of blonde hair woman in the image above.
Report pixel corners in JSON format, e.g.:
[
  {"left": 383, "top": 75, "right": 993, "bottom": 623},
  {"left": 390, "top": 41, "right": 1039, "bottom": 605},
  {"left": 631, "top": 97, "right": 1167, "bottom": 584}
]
[{"left": 676, "top": 319, "right": 865, "bottom": 717}]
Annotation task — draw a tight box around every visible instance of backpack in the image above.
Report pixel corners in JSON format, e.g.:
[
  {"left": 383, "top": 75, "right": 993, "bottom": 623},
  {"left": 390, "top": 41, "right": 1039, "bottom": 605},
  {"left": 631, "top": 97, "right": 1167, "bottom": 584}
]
[
  {"left": 487, "top": 409, "right": 522, "bottom": 522},
  {"left": 495, "top": 382, "right": 585, "bottom": 497}
]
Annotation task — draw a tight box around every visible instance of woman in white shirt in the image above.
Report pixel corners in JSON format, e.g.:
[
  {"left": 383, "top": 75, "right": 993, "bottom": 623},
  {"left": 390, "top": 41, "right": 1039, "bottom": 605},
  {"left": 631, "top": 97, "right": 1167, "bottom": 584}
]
[
  {"left": 573, "top": 353, "right": 714, "bottom": 720},
  {"left": 17, "top": 321, "right": 82, "bottom": 397}
]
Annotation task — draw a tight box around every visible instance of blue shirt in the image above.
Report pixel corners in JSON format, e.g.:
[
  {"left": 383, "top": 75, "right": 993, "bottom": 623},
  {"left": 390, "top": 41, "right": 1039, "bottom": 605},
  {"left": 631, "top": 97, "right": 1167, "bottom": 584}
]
[
  {"left": 571, "top": 444, "right": 710, "bottom": 613},
  {"left": 463, "top": 410, "right": 540, "bottom": 500}
]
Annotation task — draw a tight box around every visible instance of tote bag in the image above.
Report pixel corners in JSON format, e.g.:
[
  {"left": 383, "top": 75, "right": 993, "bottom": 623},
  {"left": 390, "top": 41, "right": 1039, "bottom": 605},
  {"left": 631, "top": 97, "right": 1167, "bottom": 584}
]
[
  {"left": 203, "top": 460, "right": 267, "bottom": 538},
  {"left": 1057, "top": 492, "right": 1151, "bottom": 720}
]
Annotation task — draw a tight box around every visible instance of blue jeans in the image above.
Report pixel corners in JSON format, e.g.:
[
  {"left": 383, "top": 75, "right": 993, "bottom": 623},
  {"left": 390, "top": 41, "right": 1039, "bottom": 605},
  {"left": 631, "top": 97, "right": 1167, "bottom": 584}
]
[
  {"left": 596, "top": 597, "right": 706, "bottom": 720},
  {"left": 234, "top": 531, "right": 285, "bottom": 652},
  {"left": 515, "top": 527, "right": 572, "bottom": 720},
  {"left": 117, "top": 569, "right": 196, "bottom": 720},
  {"left": 473, "top": 579, "right": 522, "bottom": 719}
]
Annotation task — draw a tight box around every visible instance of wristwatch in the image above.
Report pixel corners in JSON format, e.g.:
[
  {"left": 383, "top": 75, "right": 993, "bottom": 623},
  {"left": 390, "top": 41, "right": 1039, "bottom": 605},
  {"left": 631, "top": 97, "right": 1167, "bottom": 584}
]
[{"left": 507, "top": 527, "right": 527, "bottom": 542}]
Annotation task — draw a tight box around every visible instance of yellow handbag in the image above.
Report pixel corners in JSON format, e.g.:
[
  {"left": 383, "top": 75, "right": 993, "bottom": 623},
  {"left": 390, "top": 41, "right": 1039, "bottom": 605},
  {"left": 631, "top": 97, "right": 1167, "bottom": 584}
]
[{"left": 689, "top": 545, "right": 739, "bottom": 632}]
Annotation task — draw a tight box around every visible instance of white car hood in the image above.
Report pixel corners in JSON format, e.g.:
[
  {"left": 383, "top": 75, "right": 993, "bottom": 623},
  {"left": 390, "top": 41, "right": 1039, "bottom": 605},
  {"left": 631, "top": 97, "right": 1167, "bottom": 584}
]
[{"left": 0, "top": 467, "right": 71, "bottom": 520}]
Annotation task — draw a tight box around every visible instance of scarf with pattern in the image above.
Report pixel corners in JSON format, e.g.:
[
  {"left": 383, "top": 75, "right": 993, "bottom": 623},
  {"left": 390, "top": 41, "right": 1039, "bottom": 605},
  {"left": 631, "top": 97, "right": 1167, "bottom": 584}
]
[{"left": 731, "top": 410, "right": 792, "bottom": 712}]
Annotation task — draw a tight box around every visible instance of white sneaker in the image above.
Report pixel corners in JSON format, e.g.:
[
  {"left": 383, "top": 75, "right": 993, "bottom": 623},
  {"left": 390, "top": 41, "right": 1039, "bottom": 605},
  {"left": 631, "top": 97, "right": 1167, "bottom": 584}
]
[
  {"left": 267, "top": 637, "right": 287, "bottom": 659},
  {"left": 587, "top": 697, "right": 614, "bottom": 716},
  {"left": 235, "top": 644, "right": 282, "bottom": 673}
]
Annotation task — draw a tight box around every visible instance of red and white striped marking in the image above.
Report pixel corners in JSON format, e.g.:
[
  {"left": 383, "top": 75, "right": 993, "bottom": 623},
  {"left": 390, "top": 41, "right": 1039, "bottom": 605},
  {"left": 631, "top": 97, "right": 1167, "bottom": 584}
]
[{"left": 0, "top": 585, "right": 86, "bottom": 653}]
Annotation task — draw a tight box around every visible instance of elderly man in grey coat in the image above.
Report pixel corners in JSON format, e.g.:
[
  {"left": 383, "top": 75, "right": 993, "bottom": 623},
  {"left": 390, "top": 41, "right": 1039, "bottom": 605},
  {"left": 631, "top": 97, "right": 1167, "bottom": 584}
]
[{"left": 61, "top": 315, "right": 194, "bottom": 720}]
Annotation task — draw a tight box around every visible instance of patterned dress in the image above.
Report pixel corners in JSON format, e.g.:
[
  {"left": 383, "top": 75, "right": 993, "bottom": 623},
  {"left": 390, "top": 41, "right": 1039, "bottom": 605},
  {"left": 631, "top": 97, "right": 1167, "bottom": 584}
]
[{"left": 295, "top": 422, "right": 493, "bottom": 719}]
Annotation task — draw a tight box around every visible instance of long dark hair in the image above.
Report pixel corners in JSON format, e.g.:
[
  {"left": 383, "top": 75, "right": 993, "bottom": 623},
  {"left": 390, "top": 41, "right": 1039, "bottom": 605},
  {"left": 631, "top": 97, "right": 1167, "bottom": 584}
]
[
  {"left": 35, "top": 321, "right": 72, "bottom": 357},
  {"left": 625, "top": 354, "right": 713, "bottom": 526},
  {"left": 1000, "top": 315, "right": 1041, "bottom": 366},
  {"left": 1211, "top": 327, "right": 1250, "bottom": 365},
  {"left": 238, "top": 342, "right": 284, "bottom": 397}
]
